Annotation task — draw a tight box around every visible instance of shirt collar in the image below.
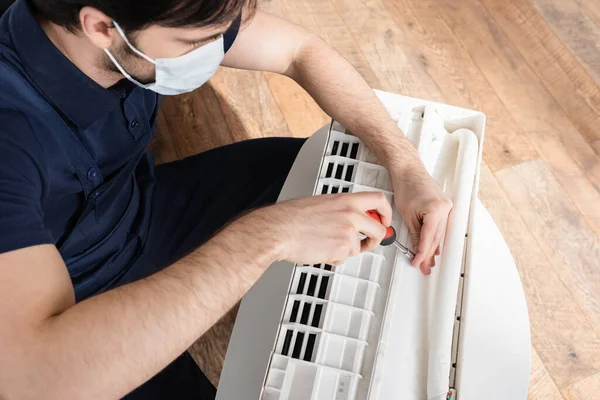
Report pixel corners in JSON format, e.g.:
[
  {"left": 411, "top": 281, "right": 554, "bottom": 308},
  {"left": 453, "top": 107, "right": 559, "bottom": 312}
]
[{"left": 7, "top": 0, "right": 127, "bottom": 128}]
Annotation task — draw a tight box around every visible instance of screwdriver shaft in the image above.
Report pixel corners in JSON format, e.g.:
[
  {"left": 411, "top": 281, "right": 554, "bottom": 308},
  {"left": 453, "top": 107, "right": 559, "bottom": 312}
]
[{"left": 393, "top": 240, "right": 416, "bottom": 261}]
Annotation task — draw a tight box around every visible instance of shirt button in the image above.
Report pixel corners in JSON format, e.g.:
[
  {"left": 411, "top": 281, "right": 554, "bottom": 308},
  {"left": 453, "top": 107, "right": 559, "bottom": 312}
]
[
  {"left": 131, "top": 119, "right": 140, "bottom": 129},
  {"left": 87, "top": 168, "right": 97, "bottom": 180},
  {"left": 91, "top": 190, "right": 102, "bottom": 200}
]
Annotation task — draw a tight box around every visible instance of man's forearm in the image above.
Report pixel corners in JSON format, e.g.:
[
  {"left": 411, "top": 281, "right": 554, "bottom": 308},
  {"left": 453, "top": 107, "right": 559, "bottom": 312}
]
[
  {"left": 286, "top": 36, "right": 423, "bottom": 175},
  {"left": 11, "top": 212, "right": 280, "bottom": 400}
]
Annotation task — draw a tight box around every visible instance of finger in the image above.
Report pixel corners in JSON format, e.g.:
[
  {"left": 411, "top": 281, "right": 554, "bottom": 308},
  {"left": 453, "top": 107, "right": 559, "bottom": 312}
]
[
  {"left": 412, "top": 214, "right": 437, "bottom": 267},
  {"left": 425, "top": 217, "right": 445, "bottom": 266},
  {"left": 432, "top": 214, "right": 447, "bottom": 252},
  {"left": 409, "top": 223, "right": 421, "bottom": 268},
  {"left": 435, "top": 246, "right": 441, "bottom": 256},
  {"left": 419, "top": 254, "right": 430, "bottom": 274},
  {"left": 350, "top": 228, "right": 363, "bottom": 258},
  {"left": 421, "top": 262, "right": 432, "bottom": 275},
  {"left": 349, "top": 192, "right": 393, "bottom": 227},
  {"left": 352, "top": 212, "right": 387, "bottom": 251},
  {"left": 419, "top": 254, "right": 433, "bottom": 274}
]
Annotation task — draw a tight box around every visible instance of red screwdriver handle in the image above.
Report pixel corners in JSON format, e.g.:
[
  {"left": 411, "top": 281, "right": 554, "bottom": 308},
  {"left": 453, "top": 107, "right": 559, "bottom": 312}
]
[{"left": 366, "top": 210, "right": 396, "bottom": 246}]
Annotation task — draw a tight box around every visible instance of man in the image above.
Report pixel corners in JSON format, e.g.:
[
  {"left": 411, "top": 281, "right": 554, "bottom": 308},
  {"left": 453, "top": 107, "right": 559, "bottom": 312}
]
[{"left": 0, "top": 0, "right": 452, "bottom": 398}]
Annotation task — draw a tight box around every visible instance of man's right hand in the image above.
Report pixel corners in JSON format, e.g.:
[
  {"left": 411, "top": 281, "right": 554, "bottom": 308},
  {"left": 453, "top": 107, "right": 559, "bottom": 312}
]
[{"left": 248, "top": 191, "right": 393, "bottom": 266}]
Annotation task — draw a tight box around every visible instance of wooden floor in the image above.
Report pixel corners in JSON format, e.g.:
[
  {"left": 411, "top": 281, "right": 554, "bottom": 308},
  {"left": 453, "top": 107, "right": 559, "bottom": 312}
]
[{"left": 152, "top": 0, "right": 600, "bottom": 398}]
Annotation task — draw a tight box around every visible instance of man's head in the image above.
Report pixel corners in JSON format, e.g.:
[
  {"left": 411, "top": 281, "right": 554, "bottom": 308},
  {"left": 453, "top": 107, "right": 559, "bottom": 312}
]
[{"left": 32, "top": 0, "right": 256, "bottom": 85}]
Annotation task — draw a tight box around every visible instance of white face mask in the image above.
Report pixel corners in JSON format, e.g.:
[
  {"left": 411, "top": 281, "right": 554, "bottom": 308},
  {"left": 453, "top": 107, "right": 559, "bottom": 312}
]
[{"left": 104, "top": 21, "right": 224, "bottom": 95}]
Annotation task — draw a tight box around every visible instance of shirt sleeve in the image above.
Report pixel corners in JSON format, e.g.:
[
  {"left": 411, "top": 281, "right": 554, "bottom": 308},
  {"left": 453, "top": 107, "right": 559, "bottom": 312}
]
[
  {"left": 223, "top": 13, "right": 242, "bottom": 53},
  {"left": 0, "top": 110, "right": 53, "bottom": 254}
]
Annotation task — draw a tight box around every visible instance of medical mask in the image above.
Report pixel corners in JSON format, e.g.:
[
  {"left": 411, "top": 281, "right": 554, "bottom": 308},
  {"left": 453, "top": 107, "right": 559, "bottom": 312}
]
[{"left": 104, "top": 21, "right": 224, "bottom": 95}]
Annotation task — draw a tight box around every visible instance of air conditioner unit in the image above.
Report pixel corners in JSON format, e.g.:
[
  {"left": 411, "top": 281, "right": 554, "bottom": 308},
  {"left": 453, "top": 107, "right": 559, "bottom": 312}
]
[{"left": 216, "top": 91, "right": 531, "bottom": 400}]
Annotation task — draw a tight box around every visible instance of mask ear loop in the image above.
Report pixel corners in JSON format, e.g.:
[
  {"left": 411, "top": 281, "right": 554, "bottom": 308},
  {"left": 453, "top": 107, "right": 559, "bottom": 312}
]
[
  {"left": 111, "top": 21, "right": 156, "bottom": 65},
  {"left": 103, "top": 20, "right": 157, "bottom": 90},
  {"left": 103, "top": 48, "right": 151, "bottom": 90}
]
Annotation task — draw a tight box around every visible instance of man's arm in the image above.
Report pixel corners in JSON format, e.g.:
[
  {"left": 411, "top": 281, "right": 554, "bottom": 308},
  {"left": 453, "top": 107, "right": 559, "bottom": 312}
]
[
  {"left": 0, "top": 218, "right": 277, "bottom": 399},
  {"left": 223, "top": 11, "right": 452, "bottom": 273},
  {"left": 0, "top": 192, "right": 391, "bottom": 400}
]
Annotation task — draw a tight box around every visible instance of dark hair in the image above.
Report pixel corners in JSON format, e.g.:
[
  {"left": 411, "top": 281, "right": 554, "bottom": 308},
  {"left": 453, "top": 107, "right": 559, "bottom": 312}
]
[{"left": 31, "top": 0, "right": 257, "bottom": 32}]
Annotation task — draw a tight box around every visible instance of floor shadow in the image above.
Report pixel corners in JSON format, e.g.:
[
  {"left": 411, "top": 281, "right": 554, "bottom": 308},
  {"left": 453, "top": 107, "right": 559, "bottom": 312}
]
[{"left": 148, "top": 81, "right": 250, "bottom": 165}]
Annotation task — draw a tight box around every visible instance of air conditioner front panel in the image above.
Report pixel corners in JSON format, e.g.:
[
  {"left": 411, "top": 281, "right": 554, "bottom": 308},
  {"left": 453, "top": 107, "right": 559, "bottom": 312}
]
[{"left": 216, "top": 92, "right": 530, "bottom": 400}]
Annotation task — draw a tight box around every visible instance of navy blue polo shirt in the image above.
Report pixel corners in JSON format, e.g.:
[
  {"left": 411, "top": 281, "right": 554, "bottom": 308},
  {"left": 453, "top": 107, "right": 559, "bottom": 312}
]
[{"left": 0, "top": 0, "right": 240, "bottom": 289}]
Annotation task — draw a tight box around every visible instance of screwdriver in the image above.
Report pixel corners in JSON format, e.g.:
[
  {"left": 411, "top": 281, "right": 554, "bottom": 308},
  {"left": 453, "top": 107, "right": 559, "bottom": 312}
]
[{"left": 365, "top": 210, "right": 416, "bottom": 261}]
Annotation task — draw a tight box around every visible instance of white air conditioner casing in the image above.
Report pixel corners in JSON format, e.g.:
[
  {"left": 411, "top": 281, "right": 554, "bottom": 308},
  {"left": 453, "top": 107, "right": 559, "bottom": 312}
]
[{"left": 216, "top": 91, "right": 531, "bottom": 400}]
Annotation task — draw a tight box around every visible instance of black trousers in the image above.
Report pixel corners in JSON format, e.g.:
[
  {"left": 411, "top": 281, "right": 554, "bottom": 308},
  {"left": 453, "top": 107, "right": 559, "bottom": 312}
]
[{"left": 119, "top": 137, "right": 305, "bottom": 399}]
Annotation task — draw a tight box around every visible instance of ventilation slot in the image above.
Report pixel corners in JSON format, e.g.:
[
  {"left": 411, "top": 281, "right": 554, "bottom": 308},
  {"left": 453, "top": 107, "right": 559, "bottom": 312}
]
[
  {"left": 345, "top": 165, "right": 355, "bottom": 182},
  {"left": 326, "top": 163, "right": 334, "bottom": 178},
  {"left": 290, "top": 300, "right": 300, "bottom": 323},
  {"left": 300, "top": 302, "right": 312, "bottom": 325},
  {"left": 304, "top": 334, "right": 317, "bottom": 362},
  {"left": 282, "top": 329, "right": 293, "bottom": 356},
  {"left": 335, "top": 165, "right": 344, "bottom": 180},
  {"left": 297, "top": 273, "right": 307, "bottom": 294},
  {"left": 321, "top": 185, "right": 329, "bottom": 195},
  {"left": 306, "top": 275, "right": 318, "bottom": 297},
  {"left": 342, "top": 187, "right": 350, "bottom": 193},
  {"left": 318, "top": 276, "right": 330, "bottom": 299},
  {"left": 331, "top": 141, "right": 340, "bottom": 156},
  {"left": 291, "top": 332, "right": 305, "bottom": 359},
  {"left": 331, "top": 186, "right": 339, "bottom": 194},
  {"left": 341, "top": 142, "right": 349, "bottom": 157},
  {"left": 312, "top": 304, "right": 323, "bottom": 327},
  {"left": 350, "top": 143, "right": 359, "bottom": 159}
]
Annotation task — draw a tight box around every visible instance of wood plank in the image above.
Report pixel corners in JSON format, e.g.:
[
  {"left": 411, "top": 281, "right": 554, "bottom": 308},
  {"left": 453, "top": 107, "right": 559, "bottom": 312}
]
[
  {"left": 379, "top": 0, "right": 538, "bottom": 171},
  {"left": 492, "top": 159, "right": 600, "bottom": 387},
  {"left": 331, "top": 0, "right": 444, "bottom": 100},
  {"left": 562, "top": 371, "right": 600, "bottom": 400},
  {"left": 190, "top": 305, "right": 239, "bottom": 387},
  {"left": 209, "top": 68, "right": 292, "bottom": 140},
  {"left": 532, "top": 131, "right": 600, "bottom": 239},
  {"left": 261, "top": 0, "right": 380, "bottom": 88},
  {"left": 528, "top": 347, "right": 564, "bottom": 400},
  {"left": 263, "top": 72, "right": 330, "bottom": 139},
  {"left": 576, "top": 0, "right": 600, "bottom": 31},
  {"left": 479, "top": 161, "right": 600, "bottom": 390},
  {"left": 529, "top": 0, "right": 600, "bottom": 88},
  {"left": 432, "top": 0, "right": 600, "bottom": 241},
  {"left": 150, "top": 80, "right": 236, "bottom": 164},
  {"left": 478, "top": 0, "right": 600, "bottom": 156},
  {"left": 260, "top": 0, "right": 383, "bottom": 139}
]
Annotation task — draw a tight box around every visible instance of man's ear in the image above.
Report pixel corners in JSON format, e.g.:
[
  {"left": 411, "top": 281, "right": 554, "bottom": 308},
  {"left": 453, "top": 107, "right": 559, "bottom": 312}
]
[{"left": 79, "top": 6, "right": 115, "bottom": 49}]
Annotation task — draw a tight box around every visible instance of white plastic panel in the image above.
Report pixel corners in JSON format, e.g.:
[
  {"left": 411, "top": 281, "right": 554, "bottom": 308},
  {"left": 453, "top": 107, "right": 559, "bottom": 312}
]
[
  {"left": 262, "top": 106, "right": 482, "bottom": 399},
  {"left": 218, "top": 92, "right": 530, "bottom": 400},
  {"left": 456, "top": 200, "right": 531, "bottom": 399},
  {"left": 263, "top": 127, "right": 408, "bottom": 400}
]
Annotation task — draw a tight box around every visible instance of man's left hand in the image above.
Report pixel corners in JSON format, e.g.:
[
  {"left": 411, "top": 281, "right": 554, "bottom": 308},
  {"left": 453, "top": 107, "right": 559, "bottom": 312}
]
[{"left": 391, "top": 168, "right": 453, "bottom": 275}]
